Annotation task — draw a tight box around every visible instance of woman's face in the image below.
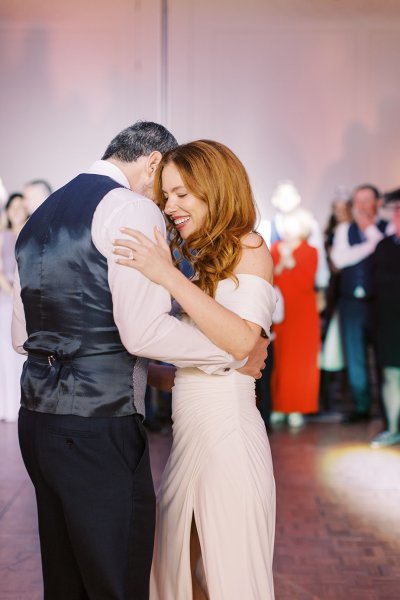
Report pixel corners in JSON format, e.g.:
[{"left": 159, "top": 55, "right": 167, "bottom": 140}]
[
  {"left": 333, "top": 200, "right": 350, "bottom": 223},
  {"left": 161, "top": 163, "right": 208, "bottom": 240},
  {"left": 7, "top": 196, "right": 27, "bottom": 227}
]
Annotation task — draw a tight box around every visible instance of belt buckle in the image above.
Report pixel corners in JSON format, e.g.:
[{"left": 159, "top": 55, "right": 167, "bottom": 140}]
[{"left": 47, "top": 354, "right": 55, "bottom": 367}]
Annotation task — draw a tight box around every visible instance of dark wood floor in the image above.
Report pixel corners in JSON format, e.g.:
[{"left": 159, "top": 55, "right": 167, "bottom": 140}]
[{"left": 1, "top": 417, "right": 399, "bottom": 600}]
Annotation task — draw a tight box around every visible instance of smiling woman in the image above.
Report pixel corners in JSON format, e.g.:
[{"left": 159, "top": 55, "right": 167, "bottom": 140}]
[{"left": 154, "top": 140, "right": 262, "bottom": 298}]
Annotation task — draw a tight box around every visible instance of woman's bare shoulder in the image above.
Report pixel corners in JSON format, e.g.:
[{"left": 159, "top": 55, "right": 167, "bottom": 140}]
[{"left": 235, "top": 232, "right": 273, "bottom": 283}]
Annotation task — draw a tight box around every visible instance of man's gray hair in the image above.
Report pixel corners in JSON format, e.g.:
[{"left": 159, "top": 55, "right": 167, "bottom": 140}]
[{"left": 102, "top": 121, "right": 178, "bottom": 162}]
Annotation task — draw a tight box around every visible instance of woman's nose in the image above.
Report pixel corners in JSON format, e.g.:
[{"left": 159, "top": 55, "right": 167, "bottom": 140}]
[{"left": 164, "top": 198, "right": 177, "bottom": 215}]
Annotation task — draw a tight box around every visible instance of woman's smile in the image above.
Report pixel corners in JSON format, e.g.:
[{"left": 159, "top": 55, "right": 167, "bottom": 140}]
[
  {"left": 162, "top": 163, "right": 208, "bottom": 239},
  {"left": 170, "top": 215, "right": 191, "bottom": 231}
]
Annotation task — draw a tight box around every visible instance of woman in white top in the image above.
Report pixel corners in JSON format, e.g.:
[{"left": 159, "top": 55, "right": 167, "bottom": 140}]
[{"left": 113, "top": 140, "right": 276, "bottom": 600}]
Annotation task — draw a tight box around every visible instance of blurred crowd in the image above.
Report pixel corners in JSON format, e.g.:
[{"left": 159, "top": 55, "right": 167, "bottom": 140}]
[
  {"left": 1, "top": 176, "right": 399, "bottom": 448},
  {"left": 257, "top": 182, "right": 400, "bottom": 449}
]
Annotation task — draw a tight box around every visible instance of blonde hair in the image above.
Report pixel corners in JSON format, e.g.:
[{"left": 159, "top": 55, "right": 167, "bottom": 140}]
[
  {"left": 154, "top": 140, "right": 259, "bottom": 298},
  {"left": 279, "top": 208, "right": 313, "bottom": 242}
]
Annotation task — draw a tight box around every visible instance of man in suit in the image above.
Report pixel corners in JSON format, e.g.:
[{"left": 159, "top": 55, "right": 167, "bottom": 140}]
[
  {"left": 12, "top": 121, "right": 267, "bottom": 599},
  {"left": 331, "top": 184, "right": 388, "bottom": 423}
]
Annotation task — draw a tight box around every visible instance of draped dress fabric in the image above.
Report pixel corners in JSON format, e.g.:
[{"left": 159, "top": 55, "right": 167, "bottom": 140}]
[
  {"left": 0, "top": 229, "right": 25, "bottom": 422},
  {"left": 150, "top": 274, "right": 276, "bottom": 600}
]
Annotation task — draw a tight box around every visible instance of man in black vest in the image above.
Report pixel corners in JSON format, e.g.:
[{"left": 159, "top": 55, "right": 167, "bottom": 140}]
[
  {"left": 331, "top": 184, "right": 388, "bottom": 423},
  {"left": 12, "top": 122, "right": 266, "bottom": 599}
]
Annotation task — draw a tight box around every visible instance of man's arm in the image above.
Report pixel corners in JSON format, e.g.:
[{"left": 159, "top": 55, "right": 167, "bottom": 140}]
[
  {"left": 148, "top": 336, "right": 270, "bottom": 392},
  {"left": 92, "top": 189, "right": 245, "bottom": 373},
  {"left": 11, "top": 268, "right": 28, "bottom": 355},
  {"left": 330, "top": 222, "right": 384, "bottom": 270}
]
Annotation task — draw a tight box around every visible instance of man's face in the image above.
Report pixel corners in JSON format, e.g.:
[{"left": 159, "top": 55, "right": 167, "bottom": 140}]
[
  {"left": 352, "top": 188, "right": 378, "bottom": 221},
  {"left": 23, "top": 184, "right": 49, "bottom": 215}
]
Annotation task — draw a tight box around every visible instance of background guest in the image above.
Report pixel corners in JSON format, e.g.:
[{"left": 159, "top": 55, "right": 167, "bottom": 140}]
[
  {"left": 319, "top": 193, "right": 352, "bottom": 409},
  {"left": 270, "top": 209, "right": 320, "bottom": 428},
  {"left": 23, "top": 179, "right": 52, "bottom": 216},
  {"left": 331, "top": 184, "right": 388, "bottom": 423},
  {"left": 370, "top": 189, "right": 400, "bottom": 448},
  {"left": 0, "top": 177, "right": 8, "bottom": 230},
  {"left": 324, "top": 196, "right": 352, "bottom": 256},
  {"left": 322, "top": 192, "right": 352, "bottom": 330},
  {"left": 257, "top": 183, "right": 328, "bottom": 427},
  {"left": 270, "top": 181, "right": 330, "bottom": 291},
  {"left": 255, "top": 285, "right": 284, "bottom": 429},
  {"left": 0, "top": 193, "right": 28, "bottom": 422}
]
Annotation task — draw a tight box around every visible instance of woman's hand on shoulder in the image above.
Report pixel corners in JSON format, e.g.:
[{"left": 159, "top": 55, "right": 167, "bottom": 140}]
[
  {"left": 237, "top": 232, "right": 273, "bottom": 283},
  {"left": 112, "top": 226, "right": 175, "bottom": 286}
]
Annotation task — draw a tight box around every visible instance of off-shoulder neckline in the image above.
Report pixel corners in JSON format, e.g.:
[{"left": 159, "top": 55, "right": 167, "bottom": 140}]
[{"left": 217, "top": 273, "right": 275, "bottom": 292}]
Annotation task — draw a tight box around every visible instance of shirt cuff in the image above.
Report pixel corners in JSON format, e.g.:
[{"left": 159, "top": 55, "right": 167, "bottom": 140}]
[{"left": 199, "top": 357, "right": 248, "bottom": 375}]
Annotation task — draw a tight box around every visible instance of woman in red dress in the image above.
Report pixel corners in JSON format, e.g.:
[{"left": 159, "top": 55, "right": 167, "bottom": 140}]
[{"left": 270, "top": 210, "right": 320, "bottom": 427}]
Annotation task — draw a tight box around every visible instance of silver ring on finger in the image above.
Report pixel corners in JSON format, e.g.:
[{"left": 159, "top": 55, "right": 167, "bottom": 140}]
[{"left": 128, "top": 250, "right": 134, "bottom": 260}]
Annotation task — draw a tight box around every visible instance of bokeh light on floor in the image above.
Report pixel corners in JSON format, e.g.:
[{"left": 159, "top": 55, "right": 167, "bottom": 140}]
[{"left": 318, "top": 443, "right": 400, "bottom": 543}]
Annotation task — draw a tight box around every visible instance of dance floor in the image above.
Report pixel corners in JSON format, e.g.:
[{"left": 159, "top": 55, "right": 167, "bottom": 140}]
[{"left": 1, "top": 418, "right": 399, "bottom": 600}]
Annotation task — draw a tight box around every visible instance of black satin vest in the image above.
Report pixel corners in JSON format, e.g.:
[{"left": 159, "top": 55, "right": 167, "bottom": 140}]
[
  {"left": 15, "top": 173, "right": 147, "bottom": 417},
  {"left": 340, "top": 220, "right": 388, "bottom": 299}
]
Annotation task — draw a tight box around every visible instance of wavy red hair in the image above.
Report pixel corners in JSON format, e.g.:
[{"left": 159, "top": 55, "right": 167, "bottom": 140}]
[{"left": 154, "top": 140, "right": 260, "bottom": 297}]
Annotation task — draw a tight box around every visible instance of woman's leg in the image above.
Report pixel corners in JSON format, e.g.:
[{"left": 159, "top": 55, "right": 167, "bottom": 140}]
[
  {"left": 383, "top": 367, "right": 400, "bottom": 433},
  {"left": 371, "top": 367, "right": 400, "bottom": 448}
]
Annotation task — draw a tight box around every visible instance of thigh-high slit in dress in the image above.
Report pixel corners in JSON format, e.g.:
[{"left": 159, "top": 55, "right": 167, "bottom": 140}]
[{"left": 150, "top": 274, "right": 277, "bottom": 600}]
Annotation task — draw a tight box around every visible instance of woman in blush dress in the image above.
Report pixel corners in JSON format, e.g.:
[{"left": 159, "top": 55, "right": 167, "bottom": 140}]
[
  {"left": 113, "top": 140, "right": 276, "bottom": 600},
  {"left": 0, "top": 193, "right": 28, "bottom": 421}
]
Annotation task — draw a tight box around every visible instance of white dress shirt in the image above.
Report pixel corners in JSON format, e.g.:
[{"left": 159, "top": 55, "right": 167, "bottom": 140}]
[
  {"left": 330, "top": 222, "right": 385, "bottom": 270},
  {"left": 12, "top": 160, "right": 244, "bottom": 374}
]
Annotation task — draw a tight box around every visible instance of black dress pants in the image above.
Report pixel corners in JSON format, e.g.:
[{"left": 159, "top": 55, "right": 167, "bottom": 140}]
[{"left": 18, "top": 408, "right": 156, "bottom": 600}]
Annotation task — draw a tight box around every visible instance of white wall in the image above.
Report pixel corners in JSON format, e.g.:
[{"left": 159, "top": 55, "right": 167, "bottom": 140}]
[
  {"left": 0, "top": 0, "right": 162, "bottom": 193},
  {"left": 1, "top": 0, "right": 400, "bottom": 225},
  {"left": 167, "top": 0, "right": 400, "bottom": 223}
]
